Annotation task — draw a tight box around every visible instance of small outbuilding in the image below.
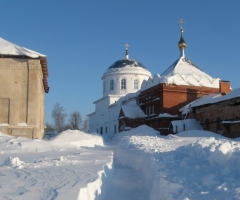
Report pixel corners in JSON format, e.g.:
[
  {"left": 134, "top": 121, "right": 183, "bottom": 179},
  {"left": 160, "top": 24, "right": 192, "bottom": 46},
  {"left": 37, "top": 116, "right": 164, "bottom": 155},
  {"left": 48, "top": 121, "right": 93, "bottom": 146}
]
[{"left": 168, "top": 119, "right": 203, "bottom": 134}]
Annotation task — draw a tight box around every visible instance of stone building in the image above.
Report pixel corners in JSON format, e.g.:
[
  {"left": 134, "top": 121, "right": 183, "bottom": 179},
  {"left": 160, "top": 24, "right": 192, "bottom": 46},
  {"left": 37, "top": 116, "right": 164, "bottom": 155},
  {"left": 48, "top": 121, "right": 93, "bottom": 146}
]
[
  {"left": 181, "top": 85, "right": 240, "bottom": 138},
  {"left": 0, "top": 37, "right": 49, "bottom": 139}
]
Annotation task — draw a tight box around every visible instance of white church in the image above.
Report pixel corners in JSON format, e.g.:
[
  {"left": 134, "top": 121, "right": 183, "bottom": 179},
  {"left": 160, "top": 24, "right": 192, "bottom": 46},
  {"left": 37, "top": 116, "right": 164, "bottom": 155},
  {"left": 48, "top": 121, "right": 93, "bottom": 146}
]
[
  {"left": 87, "top": 19, "right": 228, "bottom": 135},
  {"left": 87, "top": 44, "right": 152, "bottom": 134}
]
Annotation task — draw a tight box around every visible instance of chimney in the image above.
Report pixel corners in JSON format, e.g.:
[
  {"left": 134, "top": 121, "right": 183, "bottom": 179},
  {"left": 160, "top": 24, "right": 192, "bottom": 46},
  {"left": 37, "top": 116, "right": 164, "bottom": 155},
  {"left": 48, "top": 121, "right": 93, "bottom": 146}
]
[{"left": 219, "top": 80, "right": 231, "bottom": 94}]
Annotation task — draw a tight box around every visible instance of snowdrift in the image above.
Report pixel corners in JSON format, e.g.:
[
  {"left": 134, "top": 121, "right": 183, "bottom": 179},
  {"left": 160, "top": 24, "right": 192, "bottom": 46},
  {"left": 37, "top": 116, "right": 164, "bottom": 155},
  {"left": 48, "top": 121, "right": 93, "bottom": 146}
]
[{"left": 49, "top": 130, "right": 104, "bottom": 148}]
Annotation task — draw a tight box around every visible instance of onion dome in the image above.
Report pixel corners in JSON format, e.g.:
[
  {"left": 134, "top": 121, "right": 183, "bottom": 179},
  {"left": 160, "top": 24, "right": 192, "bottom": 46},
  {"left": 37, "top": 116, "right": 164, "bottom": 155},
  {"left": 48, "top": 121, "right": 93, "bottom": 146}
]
[
  {"left": 178, "top": 19, "right": 187, "bottom": 57},
  {"left": 178, "top": 29, "right": 187, "bottom": 50}
]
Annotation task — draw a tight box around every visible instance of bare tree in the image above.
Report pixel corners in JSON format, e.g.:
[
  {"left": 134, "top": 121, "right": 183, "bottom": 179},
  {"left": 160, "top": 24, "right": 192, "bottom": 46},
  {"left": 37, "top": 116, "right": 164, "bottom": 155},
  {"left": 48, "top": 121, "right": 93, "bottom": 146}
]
[
  {"left": 69, "top": 111, "right": 82, "bottom": 130},
  {"left": 52, "top": 103, "right": 67, "bottom": 133},
  {"left": 82, "top": 118, "right": 89, "bottom": 132},
  {"left": 45, "top": 122, "right": 55, "bottom": 133}
]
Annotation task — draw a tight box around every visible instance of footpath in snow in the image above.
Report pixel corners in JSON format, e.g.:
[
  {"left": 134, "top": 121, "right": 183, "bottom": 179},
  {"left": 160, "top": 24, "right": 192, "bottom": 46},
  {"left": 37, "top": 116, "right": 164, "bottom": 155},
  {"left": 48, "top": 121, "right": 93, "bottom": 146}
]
[{"left": 1, "top": 126, "right": 240, "bottom": 199}]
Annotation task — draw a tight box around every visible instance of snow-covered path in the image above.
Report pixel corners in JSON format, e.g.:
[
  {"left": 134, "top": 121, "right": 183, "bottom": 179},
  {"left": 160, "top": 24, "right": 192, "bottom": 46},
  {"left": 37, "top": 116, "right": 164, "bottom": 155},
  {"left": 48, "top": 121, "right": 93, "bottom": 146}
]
[{"left": 104, "top": 166, "right": 148, "bottom": 200}]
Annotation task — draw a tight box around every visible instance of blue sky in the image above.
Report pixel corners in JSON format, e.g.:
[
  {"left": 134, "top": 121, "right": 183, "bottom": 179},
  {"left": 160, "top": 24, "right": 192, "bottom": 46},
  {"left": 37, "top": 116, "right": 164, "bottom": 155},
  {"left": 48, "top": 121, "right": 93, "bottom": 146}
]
[{"left": 1, "top": 1, "right": 240, "bottom": 123}]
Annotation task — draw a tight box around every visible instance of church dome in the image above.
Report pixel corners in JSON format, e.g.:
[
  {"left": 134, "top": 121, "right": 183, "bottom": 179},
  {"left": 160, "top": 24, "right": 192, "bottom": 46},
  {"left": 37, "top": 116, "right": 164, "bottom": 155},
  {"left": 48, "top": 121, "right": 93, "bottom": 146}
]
[
  {"left": 108, "top": 59, "right": 147, "bottom": 69},
  {"left": 102, "top": 44, "right": 152, "bottom": 97}
]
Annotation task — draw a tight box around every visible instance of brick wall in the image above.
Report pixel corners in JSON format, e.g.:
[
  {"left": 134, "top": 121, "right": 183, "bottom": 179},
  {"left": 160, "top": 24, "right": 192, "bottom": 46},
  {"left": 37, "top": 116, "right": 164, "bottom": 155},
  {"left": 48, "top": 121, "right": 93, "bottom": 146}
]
[{"left": 193, "top": 97, "right": 240, "bottom": 138}]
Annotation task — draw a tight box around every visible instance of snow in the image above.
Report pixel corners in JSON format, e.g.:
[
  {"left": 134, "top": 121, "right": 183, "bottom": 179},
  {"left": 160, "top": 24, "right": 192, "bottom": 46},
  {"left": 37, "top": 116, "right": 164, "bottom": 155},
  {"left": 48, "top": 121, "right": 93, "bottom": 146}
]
[
  {"left": 49, "top": 130, "right": 104, "bottom": 148},
  {"left": 1, "top": 126, "right": 240, "bottom": 199},
  {"left": 192, "top": 87, "right": 240, "bottom": 107},
  {"left": 0, "top": 37, "right": 46, "bottom": 58},
  {"left": 222, "top": 120, "right": 240, "bottom": 124},
  {"left": 180, "top": 87, "right": 240, "bottom": 115},
  {"left": 121, "top": 104, "right": 146, "bottom": 118},
  {"left": 159, "top": 113, "right": 179, "bottom": 118},
  {"left": 141, "top": 56, "right": 220, "bottom": 91},
  {"left": 170, "top": 119, "right": 203, "bottom": 134}
]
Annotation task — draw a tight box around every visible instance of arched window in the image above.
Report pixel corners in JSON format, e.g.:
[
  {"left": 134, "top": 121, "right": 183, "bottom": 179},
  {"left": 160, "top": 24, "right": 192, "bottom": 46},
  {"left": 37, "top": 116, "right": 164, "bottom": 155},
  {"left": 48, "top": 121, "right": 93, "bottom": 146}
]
[
  {"left": 134, "top": 79, "right": 139, "bottom": 90},
  {"left": 121, "top": 79, "right": 126, "bottom": 89},
  {"left": 110, "top": 80, "right": 114, "bottom": 91}
]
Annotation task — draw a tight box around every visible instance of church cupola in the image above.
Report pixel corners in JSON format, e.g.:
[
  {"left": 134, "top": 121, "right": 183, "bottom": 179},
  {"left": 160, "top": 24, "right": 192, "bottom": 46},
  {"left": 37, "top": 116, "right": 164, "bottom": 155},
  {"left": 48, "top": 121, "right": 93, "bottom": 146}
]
[{"left": 178, "top": 19, "right": 187, "bottom": 57}]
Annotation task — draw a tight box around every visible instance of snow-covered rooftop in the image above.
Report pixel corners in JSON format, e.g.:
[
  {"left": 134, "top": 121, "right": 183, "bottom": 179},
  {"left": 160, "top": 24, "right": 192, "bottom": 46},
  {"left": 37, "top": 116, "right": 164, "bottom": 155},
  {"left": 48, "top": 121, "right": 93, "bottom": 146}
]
[
  {"left": 121, "top": 104, "right": 146, "bottom": 119},
  {"left": 195, "top": 87, "right": 240, "bottom": 107},
  {"left": 0, "top": 37, "right": 49, "bottom": 92},
  {"left": 141, "top": 56, "right": 220, "bottom": 91},
  {"left": 0, "top": 37, "right": 46, "bottom": 58},
  {"left": 180, "top": 87, "right": 240, "bottom": 115}
]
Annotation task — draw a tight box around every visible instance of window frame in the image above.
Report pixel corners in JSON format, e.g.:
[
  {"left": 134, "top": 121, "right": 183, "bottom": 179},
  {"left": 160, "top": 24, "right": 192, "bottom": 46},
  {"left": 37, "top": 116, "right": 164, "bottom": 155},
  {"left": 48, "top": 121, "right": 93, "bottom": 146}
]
[
  {"left": 110, "top": 80, "right": 114, "bottom": 91},
  {"left": 121, "top": 78, "right": 126, "bottom": 89},
  {"left": 134, "top": 79, "right": 139, "bottom": 90}
]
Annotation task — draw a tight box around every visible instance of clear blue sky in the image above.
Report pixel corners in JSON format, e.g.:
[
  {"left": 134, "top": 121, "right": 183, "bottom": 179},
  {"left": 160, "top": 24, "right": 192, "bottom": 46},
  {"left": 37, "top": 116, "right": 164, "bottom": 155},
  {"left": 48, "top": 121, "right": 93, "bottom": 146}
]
[{"left": 1, "top": 1, "right": 240, "bottom": 123}]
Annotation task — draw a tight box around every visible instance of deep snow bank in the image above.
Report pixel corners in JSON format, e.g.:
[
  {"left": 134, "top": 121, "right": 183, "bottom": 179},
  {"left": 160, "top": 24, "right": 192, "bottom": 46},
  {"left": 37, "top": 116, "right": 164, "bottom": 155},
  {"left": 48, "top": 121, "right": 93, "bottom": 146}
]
[
  {"left": 112, "top": 125, "right": 159, "bottom": 142},
  {"left": 49, "top": 130, "right": 104, "bottom": 148},
  {"left": 78, "top": 161, "right": 113, "bottom": 200},
  {"left": 0, "top": 130, "right": 104, "bottom": 153},
  {"left": 113, "top": 127, "right": 240, "bottom": 200}
]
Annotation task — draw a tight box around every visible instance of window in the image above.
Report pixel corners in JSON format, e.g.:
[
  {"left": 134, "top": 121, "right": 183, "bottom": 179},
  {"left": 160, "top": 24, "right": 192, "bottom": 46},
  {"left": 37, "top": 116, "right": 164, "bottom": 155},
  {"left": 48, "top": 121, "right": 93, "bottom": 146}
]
[
  {"left": 121, "top": 79, "right": 126, "bottom": 89},
  {"left": 152, "top": 105, "right": 154, "bottom": 114},
  {"left": 110, "top": 80, "right": 114, "bottom": 91},
  {"left": 134, "top": 79, "right": 139, "bottom": 90},
  {"left": 105, "top": 127, "right": 107, "bottom": 133},
  {"left": 146, "top": 107, "right": 148, "bottom": 115}
]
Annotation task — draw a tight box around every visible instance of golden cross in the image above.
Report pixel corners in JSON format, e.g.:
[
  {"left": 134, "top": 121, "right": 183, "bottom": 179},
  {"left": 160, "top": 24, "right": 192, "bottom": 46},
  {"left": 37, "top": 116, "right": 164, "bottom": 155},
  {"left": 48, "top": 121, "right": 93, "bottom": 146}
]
[
  {"left": 178, "top": 19, "right": 185, "bottom": 30},
  {"left": 125, "top": 43, "right": 129, "bottom": 50}
]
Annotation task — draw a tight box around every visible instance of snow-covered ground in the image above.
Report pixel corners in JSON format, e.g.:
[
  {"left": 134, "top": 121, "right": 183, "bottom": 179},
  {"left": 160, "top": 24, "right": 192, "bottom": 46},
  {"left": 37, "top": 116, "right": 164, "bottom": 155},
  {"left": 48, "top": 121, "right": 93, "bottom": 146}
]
[{"left": 1, "top": 126, "right": 240, "bottom": 199}]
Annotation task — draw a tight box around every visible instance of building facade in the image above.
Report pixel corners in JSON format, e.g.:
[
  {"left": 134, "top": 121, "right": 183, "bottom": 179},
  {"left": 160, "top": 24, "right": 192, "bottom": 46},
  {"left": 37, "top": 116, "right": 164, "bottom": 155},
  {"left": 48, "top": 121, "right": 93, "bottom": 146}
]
[
  {"left": 184, "top": 86, "right": 240, "bottom": 138},
  {"left": 0, "top": 37, "right": 49, "bottom": 139},
  {"left": 88, "top": 45, "right": 152, "bottom": 134}
]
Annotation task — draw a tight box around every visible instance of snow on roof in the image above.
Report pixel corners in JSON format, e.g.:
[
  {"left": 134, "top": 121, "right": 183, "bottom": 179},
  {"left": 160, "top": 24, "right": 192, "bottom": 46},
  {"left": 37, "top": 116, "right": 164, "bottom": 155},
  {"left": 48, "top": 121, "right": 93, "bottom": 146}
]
[
  {"left": 121, "top": 104, "right": 146, "bottom": 119},
  {"left": 141, "top": 56, "right": 220, "bottom": 91},
  {"left": 179, "top": 93, "right": 222, "bottom": 115},
  {"left": 0, "top": 37, "right": 46, "bottom": 58},
  {"left": 180, "top": 87, "right": 240, "bottom": 112},
  {"left": 108, "top": 59, "right": 147, "bottom": 69},
  {"left": 159, "top": 113, "right": 179, "bottom": 118}
]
